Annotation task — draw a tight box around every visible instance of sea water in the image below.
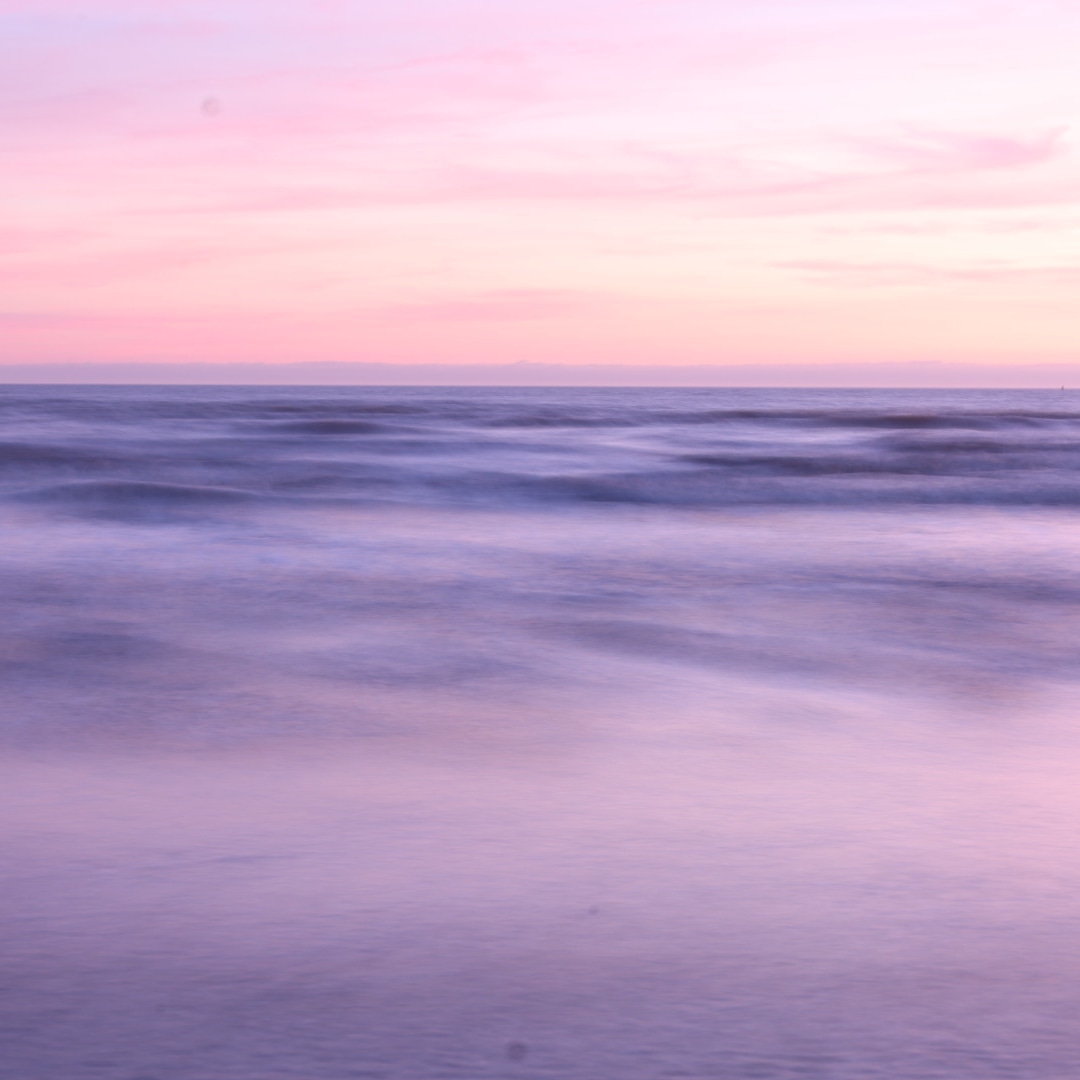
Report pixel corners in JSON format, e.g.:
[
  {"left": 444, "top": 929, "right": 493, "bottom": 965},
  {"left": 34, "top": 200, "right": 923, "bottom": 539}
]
[{"left": 3, "top": 385, "right": 1080, "bottom": 1079}]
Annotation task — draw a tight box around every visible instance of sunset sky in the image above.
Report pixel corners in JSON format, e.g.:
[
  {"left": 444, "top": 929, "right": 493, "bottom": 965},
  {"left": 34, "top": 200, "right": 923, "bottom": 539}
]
[{"left": 3, "top": 0, "right": 1078, "bottom": 371}]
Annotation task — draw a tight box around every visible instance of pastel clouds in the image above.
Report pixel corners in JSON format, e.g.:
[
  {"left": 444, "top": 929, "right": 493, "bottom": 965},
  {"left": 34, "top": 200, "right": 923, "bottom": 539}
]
[
  {"left": 851, "top": 130, "right": 1068, "bottom": 173},
  {"left": 2, "top": 0, "right": 1079, "bottom": 367}
]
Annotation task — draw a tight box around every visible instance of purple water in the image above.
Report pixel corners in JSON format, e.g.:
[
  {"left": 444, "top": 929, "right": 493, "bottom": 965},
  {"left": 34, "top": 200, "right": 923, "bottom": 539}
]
[{"left": 3, "top": 386, "right": 1080, "bottom": 1079}]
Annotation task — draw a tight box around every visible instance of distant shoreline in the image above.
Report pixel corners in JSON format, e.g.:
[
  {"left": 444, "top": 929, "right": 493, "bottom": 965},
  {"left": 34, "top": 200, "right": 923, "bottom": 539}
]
[{"left": 1, "top": 361, "right": 1079, "bottom": 388}]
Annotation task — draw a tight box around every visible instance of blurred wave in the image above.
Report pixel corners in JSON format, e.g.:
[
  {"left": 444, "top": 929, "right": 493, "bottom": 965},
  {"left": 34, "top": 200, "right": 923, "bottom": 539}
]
[
  {"left": 4, "top": 386, "right": 1080, "bottom": 514},
  {"left": 6, "top": 386, "right": 1080, "bottom": 1079}
]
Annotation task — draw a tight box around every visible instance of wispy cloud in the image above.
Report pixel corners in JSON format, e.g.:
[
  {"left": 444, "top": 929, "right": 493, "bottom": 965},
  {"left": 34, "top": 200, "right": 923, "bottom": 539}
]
[
  {"left": 850, "top": 128, "right": 1068, "bottom": 173},
  {"left": 3, "top": 0, "right": 1080, "bottom": 365},
  {"left": 777, "top": 259, "right": 1080, "bottom": 287},
  {"left": 370, "top": 289, "right": 607, "bottom": 322}
]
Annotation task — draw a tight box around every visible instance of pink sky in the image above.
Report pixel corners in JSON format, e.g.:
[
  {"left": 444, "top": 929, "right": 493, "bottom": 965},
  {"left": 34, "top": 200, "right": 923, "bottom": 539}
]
[{"left": 2, "top": 0, "right": 1078, "bottom": 370}]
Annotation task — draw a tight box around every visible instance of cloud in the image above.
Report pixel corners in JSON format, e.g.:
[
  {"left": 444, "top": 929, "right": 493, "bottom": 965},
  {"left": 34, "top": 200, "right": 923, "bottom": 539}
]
[
  {"left": 4, "top": 0, "right": 1080, "bottom": 366},
  {"left": 0, "top": 311, "right": 97, "bottom": 326},
  {"left": 370, "top": 289, "right": 607, "bottom": 322},
  {"left": 851, "top": 128, "right": 1068, "bottom": 173},
  {"left": 777, "top": 259, "right": 1080, "bottom": 287}
]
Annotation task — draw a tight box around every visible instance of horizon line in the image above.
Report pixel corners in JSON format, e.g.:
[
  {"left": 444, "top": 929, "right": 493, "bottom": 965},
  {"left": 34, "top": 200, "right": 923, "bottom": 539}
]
[{"left": 2, "top": 360, "right": 1080, "bottom": 388}]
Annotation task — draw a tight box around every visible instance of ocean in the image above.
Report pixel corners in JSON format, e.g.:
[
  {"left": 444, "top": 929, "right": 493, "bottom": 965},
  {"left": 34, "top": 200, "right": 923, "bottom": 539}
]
[{"left": 3, "top": 385, "right": 1080, "bottom": 1079}]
